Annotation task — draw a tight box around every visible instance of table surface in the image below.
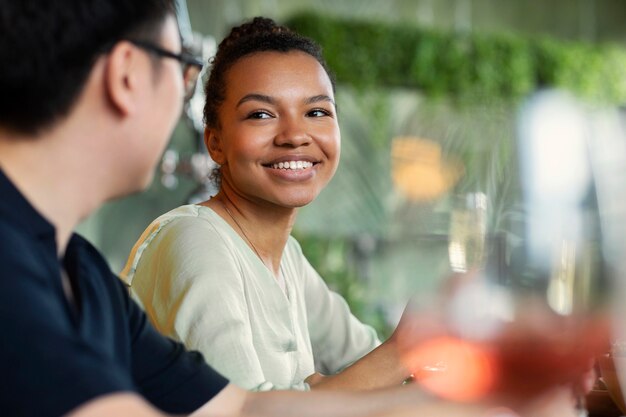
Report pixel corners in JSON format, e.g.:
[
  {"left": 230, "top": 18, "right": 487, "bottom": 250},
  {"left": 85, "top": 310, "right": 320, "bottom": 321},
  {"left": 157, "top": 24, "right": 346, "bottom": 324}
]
[{"left": 587, "top": 389, "right": 624, "bottom": 417}]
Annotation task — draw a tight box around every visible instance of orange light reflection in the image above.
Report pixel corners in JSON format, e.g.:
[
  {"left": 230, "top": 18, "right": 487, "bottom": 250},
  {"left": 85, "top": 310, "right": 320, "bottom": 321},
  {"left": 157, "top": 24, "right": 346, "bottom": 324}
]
[{"left": 404, "top": 336, "right": 497, "bottom": 402}]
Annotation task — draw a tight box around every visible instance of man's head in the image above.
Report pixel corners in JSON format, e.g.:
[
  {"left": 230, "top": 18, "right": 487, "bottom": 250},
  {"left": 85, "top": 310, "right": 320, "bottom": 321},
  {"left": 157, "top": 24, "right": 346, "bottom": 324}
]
[{"left": 0, "top": 0, "right": 177, "bottom": 135}]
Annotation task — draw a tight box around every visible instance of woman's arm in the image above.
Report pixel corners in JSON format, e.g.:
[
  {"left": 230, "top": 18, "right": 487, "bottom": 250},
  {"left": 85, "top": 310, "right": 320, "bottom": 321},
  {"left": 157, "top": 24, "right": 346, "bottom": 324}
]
[
  {"left": 298, "top": 241, "right": 411, "bottom": 390},
  {"left": 305, "top": 337, "right": 409, "bottom": 390},
  {"left": 305, "top": 299, "right": 421, "bottom": 390}
]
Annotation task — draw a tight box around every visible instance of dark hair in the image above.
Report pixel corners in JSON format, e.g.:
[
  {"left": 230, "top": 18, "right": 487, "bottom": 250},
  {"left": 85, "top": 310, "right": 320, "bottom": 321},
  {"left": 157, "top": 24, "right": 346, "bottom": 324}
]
[
  {"left": 0, "top": 0, "right": 176, "bottom": 135},
  {"left": 203, "top": 16, "right": 335, "bottom": 129}
]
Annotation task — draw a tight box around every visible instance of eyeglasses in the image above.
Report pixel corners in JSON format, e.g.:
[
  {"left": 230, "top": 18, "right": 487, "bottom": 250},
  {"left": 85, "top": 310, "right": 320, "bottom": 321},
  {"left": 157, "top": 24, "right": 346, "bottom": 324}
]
[{"left": 127, "top": 39, "right": 204, "bottom": 101}]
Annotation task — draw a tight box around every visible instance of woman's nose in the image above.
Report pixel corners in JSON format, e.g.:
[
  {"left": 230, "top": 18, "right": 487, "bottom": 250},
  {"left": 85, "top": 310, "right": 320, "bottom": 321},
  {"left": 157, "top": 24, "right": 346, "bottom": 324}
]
[{"left": 274, "top": 118, "right": 311, "bottom": 147}]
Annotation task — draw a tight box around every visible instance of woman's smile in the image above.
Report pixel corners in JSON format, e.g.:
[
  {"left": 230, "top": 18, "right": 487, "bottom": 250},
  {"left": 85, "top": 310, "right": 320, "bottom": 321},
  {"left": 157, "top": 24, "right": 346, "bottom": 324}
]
[
  {"left": 263, "top": 154, "right": 320, "bottom": 180},
  {"left": 268, "top": 160, "right": 314, "bottom": 170},
  {"left": 263, "top": 160, "right": 319, "bottom": 182}
]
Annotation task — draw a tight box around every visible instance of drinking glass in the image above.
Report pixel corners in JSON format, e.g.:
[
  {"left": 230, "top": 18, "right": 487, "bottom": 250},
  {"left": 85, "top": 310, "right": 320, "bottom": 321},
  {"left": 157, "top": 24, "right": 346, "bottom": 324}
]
[
  {"left": 401, "top": 90, "right": 623, "bottom": 412},
  {"left": 448, "top": 192, "right": 488, "bottom": 273}
]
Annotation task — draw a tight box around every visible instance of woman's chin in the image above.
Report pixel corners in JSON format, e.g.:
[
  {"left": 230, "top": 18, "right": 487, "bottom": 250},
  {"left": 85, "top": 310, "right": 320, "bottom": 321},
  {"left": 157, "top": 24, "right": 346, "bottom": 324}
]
[
  {"left": 275, "top": 195, "right": 317, "bottom": 209},
  {"left": 266, "top": 188, "right": 322, "bottom": 208}
]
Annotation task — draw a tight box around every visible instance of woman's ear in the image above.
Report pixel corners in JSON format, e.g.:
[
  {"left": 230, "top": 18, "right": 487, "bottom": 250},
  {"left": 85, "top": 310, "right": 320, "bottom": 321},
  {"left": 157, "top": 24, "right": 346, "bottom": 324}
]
[{"left": 204, "top": 127, "right": 225, "bottom": 165}]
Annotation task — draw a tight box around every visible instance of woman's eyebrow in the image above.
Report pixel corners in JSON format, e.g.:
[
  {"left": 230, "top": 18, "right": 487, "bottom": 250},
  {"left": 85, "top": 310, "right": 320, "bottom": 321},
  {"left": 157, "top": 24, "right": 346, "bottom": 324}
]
[
  {"left": 236, "top": 93, "right": 336, "bottom": 107},
  {"left": 237, "top": 93, "right": 275, "bottom": 108},
  {"left": 305, "top": 95, "right": 335, "bottom": 106}
]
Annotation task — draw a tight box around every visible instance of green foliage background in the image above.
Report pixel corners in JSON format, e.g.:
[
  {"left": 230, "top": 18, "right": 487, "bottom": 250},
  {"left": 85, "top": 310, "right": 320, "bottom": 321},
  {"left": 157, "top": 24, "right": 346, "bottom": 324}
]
[
  {"left": 286, "top": 11, "right": 626, "bottom": 103},
  {"left": 279, "top": 12, "right": 626, "bottom": 338}
]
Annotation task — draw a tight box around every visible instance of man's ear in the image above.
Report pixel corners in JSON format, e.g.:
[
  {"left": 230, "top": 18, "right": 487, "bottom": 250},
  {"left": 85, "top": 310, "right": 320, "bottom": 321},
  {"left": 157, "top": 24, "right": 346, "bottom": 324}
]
[
  {"left": 204, "top": 127, "right": 226, "bottom": 165},
  {"left": 104, "top": 41, "right": 141, "bottom": 116}
]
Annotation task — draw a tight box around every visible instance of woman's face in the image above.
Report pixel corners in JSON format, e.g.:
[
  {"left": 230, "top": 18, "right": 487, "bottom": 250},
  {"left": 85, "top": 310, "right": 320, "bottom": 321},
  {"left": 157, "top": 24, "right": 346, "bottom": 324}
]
[{"left": 207, "top": 50, "right": 340, "bottom": 209}]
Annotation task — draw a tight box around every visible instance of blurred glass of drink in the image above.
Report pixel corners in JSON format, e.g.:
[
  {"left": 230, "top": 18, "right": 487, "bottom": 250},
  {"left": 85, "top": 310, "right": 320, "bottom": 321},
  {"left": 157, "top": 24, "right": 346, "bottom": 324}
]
[{"left": 448, "top": 192, "right": 488, "bottom": 273}]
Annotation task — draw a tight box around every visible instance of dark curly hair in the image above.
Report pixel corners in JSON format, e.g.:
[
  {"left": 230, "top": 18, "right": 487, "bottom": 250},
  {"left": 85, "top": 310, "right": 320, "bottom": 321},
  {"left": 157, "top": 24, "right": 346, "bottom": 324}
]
[{"left": 203, "top": 16, "right": 335, "bottom": 129}]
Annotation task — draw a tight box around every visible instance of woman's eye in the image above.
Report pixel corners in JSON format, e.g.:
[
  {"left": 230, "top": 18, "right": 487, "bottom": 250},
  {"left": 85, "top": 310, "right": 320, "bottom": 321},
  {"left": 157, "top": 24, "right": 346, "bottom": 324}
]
[
  {"left": 307, "top": 108, "right": 332, "bottom": 118},
  {"left": 247, "top": 111, "right": 272, "bottom": 120}
]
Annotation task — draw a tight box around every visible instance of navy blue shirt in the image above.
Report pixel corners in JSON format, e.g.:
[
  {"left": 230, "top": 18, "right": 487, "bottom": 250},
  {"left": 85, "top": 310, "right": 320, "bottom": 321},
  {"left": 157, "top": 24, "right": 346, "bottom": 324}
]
[{"left": 0, "top": 169, "right": 228, "bottom": 416}]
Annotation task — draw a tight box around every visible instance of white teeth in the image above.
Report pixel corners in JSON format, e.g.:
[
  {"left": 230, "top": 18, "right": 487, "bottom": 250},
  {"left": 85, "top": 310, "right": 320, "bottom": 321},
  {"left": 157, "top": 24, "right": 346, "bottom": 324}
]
[{"left": 271, "top": 161, "right": 313, "bottom": 170}]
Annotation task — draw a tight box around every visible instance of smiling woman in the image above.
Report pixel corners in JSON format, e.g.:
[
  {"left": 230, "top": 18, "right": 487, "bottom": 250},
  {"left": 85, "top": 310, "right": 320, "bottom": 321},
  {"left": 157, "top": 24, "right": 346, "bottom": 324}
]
[{"left": 120, "top": 16, "right": 416, "bottom": 392}]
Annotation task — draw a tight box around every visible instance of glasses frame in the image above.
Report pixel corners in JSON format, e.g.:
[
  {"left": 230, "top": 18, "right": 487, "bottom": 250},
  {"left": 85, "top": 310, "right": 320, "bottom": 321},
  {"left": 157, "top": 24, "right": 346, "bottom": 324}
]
[{"left": 127, "top": 39, "right": 204, "bottom": 100}]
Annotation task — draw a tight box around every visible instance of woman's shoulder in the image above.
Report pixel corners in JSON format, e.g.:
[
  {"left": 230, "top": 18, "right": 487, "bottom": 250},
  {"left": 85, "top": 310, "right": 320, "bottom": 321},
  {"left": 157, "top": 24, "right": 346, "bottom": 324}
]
[
  {"left": 146, "top": 204, "right": 231, "bottom": 237},
  {"left": 121, "top": 204, "right": 237, "bottom": 283},
  {"left": 157, "top": 203, "right": 217, "bottom": 223}
]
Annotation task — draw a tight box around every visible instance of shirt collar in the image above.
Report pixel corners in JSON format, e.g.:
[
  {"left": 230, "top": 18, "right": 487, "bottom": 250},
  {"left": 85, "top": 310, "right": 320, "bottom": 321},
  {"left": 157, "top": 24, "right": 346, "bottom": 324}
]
[{"left": 0, "top": 168, "right": 56, "bottom": 240}]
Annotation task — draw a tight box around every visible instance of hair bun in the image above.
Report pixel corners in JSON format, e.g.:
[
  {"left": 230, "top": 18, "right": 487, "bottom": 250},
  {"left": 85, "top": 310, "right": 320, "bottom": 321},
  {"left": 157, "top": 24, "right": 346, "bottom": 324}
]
[{"left": 227, "top": 17, "right": 289, "bottom": 41}]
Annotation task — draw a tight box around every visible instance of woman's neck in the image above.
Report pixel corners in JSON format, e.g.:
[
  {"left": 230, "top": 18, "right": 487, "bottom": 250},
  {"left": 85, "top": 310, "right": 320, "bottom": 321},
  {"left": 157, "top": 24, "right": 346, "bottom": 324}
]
[{"left": 204, "top": 192, "right": 297, "bottom": 277}]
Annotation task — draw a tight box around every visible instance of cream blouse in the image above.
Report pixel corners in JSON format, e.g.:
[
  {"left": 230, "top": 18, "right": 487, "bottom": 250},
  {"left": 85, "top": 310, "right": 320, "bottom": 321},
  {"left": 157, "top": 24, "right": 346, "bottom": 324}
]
[{"left": 121, "top": 205, "right": 380, "bottom": 391}]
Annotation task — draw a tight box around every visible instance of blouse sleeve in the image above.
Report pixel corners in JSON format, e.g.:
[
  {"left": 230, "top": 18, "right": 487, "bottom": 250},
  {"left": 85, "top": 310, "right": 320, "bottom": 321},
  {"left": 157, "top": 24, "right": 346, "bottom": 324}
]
[
  {"left": 293, "top": 240, "right": 382, "bottom": 375},
  {"left": 126, "top": 216, "right": 308, "bottom": 391}
]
